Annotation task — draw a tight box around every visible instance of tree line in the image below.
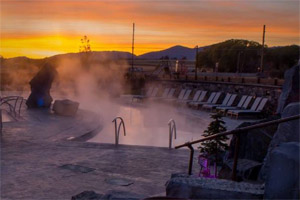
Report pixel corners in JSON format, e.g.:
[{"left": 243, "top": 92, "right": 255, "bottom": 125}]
[{"left": 196, "top": 39, "right": 299, "bottom": 78}]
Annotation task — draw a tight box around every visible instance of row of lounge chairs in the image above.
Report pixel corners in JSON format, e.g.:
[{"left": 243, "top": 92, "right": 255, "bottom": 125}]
[{"left": 137, "top": 87, "right": 269, "bottom": 119}]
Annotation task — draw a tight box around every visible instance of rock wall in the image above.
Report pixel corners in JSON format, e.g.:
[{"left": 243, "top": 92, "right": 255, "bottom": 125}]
[
  {"left": 276, "top": 65, "right": 300, "bottom": 114},
  {"left": 259, "top": 102, "right": 300, "bottom": 181},
  {"left": 264, "top": 142, "right": 299, "bottom": 199}
]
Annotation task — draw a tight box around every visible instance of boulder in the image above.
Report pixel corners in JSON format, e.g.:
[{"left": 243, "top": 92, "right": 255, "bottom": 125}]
[
  {"left": 165, "top": 173, "right": 264, "bottom": 199},
  {"left": 276, "top": 64, "right": 299, "bottom": 114},
  {"left": 227, "top": 117, "right": 279, "bottom": 163},
  {"left": 71, "top": 191, "right": 103, "bottom": 200},
  {"left": 26, "top": 63, "right": 57, "bottom": 108},
  {"left": 264, "top": 142, "right": 299, "bottom": 199},
  {"left": 218, "top": 117, "right": 278, "bottom": 181},
  {"left": 259, "top": 102, "right": 300, "bottom": 180},
  {"left": 52, "top": 99, "right": 79, "bottom": 116},
  {"left": 71, "top": 190, "right": 144, "bottom": 200},
  {"left": 221, "top": 159, "right": 262, "bottom": 181}
]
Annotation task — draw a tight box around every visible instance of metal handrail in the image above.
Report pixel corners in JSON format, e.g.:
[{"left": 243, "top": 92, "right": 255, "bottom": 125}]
[
  {"left": 0, "top": 96, "right": 24, "bottom": 117},
  {"left": 175, "top": 115, "right": 300, "bottom": 179},
  {"left": 0, "top": 109, "right": 2, "bottom": 136},
  {"left": 112, "top": 117, "right": 126, "bottom": 145},
  {"left": 168, "top": 119, "right": 177, "bottom": 149}
]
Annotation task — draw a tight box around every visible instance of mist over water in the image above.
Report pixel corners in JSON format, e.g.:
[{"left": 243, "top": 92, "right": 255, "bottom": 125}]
[
  {"left": 88, "top": 101, "right": 211, "bottom": 148},
  {"left": 1, "top": 55, "right": 222, "bottom": 147}
]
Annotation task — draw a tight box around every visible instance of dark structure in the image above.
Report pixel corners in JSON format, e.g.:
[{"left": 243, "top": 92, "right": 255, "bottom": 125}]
[
  {"left": 276, "top": 64, "right": 300, "bottom": 114},
  {"left": 26, "top": 63, "right": 57, "bottom": 108}
]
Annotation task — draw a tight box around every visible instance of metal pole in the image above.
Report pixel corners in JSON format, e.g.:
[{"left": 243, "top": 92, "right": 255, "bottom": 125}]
[
  {"left": 168, "top": 119, "right": 177, "bottom": 149},
  {"left": 232, "top": 133, "right": 240, "bottom": 181},
  {"left": 114, "top": 120, "right": 118, "bottom": 145},
  {"left": 0, "top": 109, "right": 2, "bottom": 136},
  {"left": 195, "top": 45, "right": 198, "bottom": 80},
  {"left": 187, "top": 144, "right": 194, "bottom": 175},
  {"left": 131, "top": 23, "right": 135, "bottom": 72},
  {"left": 236, "top": 51, "right": 241, "bottom": 73},
  {"left": 259, "top": 25, "right": 266, "bottom": 73},
  {"left": 169, "top": 124, "right": 172, "bottom": 149}
]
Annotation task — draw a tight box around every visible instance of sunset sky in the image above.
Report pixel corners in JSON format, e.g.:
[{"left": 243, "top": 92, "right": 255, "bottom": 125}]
[{"left": 0, "top": 0, "right": 299, "bottom": 58}]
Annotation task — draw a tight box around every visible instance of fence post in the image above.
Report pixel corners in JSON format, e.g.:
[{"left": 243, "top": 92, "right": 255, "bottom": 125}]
[{"left": 232, "top": 133, "right": 240, "bottom": 181}]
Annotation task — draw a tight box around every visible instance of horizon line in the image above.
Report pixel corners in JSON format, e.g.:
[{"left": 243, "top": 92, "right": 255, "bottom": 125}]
[{"left": 1, "top": 42, "right": 299, "bottom": 60}]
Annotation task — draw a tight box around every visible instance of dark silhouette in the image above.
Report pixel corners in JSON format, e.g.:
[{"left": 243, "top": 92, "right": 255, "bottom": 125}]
[{"left": 26, "top": 63, "right": 58, "bottom": 108}]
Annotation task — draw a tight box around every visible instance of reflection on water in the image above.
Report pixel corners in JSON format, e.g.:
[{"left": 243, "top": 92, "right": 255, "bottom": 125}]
[{"left": 89, "top": 103, "right": 212, "bottom": 148}]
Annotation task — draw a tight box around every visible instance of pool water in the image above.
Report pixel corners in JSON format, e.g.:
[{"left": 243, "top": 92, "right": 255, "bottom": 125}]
[{"left": 88, "top": 102, "right": 214, "bottom": 148}]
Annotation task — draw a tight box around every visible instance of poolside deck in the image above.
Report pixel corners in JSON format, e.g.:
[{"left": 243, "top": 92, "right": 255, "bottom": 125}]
[
  {"left": 1, "top": 108, "right": 199, "bottom": 199},
  {"left": 0, "top": 99, "right": 259, "bottom": 199}
]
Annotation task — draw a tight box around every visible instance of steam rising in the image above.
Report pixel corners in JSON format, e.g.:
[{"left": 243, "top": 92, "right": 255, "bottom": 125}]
[{"left": 1, "top": 54, "right": 223, "bottom": 147}]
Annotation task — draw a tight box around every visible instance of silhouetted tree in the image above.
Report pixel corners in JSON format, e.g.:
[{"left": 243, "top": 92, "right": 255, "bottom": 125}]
[
  {"left": 79, "top": 35, "right": 92, "bottom": 70},
  {"left": 199, "top": 113, "right": 229, "bottom": 162},
  {"left": 196, "top": 39, "right": 299, "bottom": 76},
  {"left": 79, "top": 35, "right": 91, "bottom": 52}
]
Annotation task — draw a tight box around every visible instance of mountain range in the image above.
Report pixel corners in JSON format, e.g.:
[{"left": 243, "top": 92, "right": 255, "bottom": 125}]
[
  {"left": 1, "top": 45, "right": 201, "bottom": 62},
  {"left": 138, "top": 45, "right": 202, "bottom": 60}
]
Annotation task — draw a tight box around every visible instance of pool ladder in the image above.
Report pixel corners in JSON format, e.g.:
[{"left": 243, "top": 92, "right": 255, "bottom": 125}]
[
  {"left": 168, "top": 119, "right": 177, "bottom": 149},
  {"left": 112, "top": 117, "right": 126, "bottom": 145}
]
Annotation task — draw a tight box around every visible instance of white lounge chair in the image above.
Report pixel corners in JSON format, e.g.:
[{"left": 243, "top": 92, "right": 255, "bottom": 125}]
[
  {"left": 229, "top": 98, "right": 268, "bottom": 119},
  {"left": 188, "top": 92, "right": 217, "bottom": 108},
  {"left": 202, "top": 93, "right": 232, "bottom": 111},
  {"left": 228, "top": 97, "right": 262, "bottom": 119},
  {"left": 216, "top": 95, "right": 247, "bottom": 114},
  {"left": 176, "top": 89, "right": 192, "bottom": 104}
]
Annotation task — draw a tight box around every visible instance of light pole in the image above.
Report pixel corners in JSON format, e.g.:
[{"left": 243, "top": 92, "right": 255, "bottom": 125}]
[
  {"left": 195, "top": 45, "right": 198, "bottom": 80},
  {"left": 236, "top": 51, "right": 242, "bottom": 73}
]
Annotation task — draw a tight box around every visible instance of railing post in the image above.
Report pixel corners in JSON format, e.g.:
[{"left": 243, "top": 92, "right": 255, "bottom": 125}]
[
  {"left": 112, "top": 117, "right": 126, "bottom": 146},
  {"left": 114, "top": 120, "right": 118, "bottom": 145},
  {"left": 168, "top": 119, "right": 177, "bottom": 149},
  {"left": 187, "top": 143, "right": 194, "bottom": 175},
  {"left": 175, "top": 115, "right": 300, "bottom": 179},
  {"left": 232, "top": 133, "right": 240, "bottom": 181},
  {"left": 0, "top": 109, "right": 2, "bottom": 136}
]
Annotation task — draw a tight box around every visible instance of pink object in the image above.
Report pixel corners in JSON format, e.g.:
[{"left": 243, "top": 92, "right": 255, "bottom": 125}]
[{"left": 198, "top": 155, "right": 217, "bottom": 178}]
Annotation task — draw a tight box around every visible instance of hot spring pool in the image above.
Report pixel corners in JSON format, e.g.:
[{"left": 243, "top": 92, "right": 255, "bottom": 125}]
[{"left": 88, "top": 102, "right": 242, "bottom": 148}]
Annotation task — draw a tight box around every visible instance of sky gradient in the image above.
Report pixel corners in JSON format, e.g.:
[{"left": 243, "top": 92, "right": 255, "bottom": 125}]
[{"left": 0, "top": 0, "right": 299, "bottom": 58}]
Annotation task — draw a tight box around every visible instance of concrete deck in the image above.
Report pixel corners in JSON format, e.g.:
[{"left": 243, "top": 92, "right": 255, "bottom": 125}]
[{"left": 1, "top": 108, "right": 198, "bottom": 199}]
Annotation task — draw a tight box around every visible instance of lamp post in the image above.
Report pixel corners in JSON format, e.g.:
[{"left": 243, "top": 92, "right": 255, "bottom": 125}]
[
  {"left": 236, "top": 51, "right": 242, "bottom": 73},
  {"left": 195, "top": 45, "right": 198, "bottom": 80}
]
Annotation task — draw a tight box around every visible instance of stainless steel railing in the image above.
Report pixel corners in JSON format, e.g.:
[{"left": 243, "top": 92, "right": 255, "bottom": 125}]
[
  {"left": 168, "top": 119, "right": 177, "bottom": 149},
  {"left": 112, "top": 117, "right": 126, "bottom": 145}
]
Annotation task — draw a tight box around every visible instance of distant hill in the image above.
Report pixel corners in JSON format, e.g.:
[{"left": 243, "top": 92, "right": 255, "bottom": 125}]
[
  {"left": 48, "top": 51, "right": 136, "bottom": 61},
  {"left": 1, "top": 45, "right": 201, "bottom": 63},
  {"left": 138, "top": 45, "right": 202, "bottom": 60}
]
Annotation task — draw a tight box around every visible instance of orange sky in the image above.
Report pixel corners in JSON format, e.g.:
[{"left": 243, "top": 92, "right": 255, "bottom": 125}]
[{"left": 0, "top": 0, "right": 299, "bottom": 58}]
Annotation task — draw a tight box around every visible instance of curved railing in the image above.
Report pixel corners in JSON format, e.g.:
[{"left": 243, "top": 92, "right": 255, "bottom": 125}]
[
  {"left": 0, "top": 96, "right": 24, "bottom": 117},
  {"left": 112, "top": 117, "right": 126, "bottom": 145},
  {"left": 168, "top": 119, "right": 177, "bottom": 149},
  {"left": 175, "top": 115, "right": 300, "bottom": 180}
]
